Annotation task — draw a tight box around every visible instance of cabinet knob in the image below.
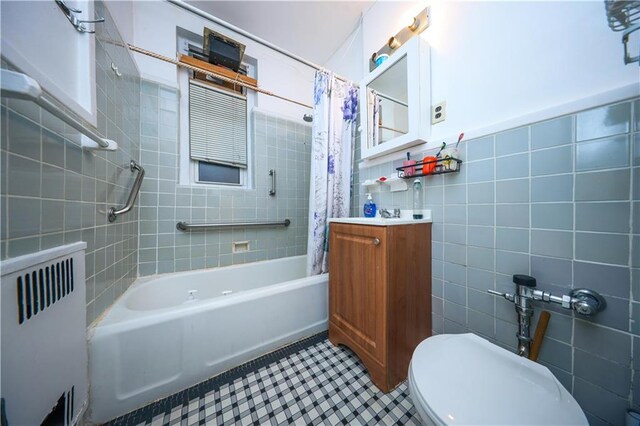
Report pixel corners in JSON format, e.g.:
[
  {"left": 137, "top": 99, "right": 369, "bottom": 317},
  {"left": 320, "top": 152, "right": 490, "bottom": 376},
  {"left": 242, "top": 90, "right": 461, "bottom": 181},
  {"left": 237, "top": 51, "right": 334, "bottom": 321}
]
[{"left": 373, "top": 238, "right": 380, "bottom": 245}]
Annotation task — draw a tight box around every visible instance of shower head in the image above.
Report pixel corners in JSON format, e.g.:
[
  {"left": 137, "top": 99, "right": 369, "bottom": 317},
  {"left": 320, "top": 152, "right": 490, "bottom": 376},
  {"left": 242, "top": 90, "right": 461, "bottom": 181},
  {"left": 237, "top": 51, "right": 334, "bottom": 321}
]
[{"left": 303, "top": 113, "right": 313, "bottom": 122}]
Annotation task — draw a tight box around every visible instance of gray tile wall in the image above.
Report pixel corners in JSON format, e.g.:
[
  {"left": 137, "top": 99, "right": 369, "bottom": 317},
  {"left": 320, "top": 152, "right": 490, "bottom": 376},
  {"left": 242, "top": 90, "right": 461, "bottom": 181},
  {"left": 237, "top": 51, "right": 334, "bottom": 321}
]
[
  {"left": 357, "top": 98, "right": 640, "bottom": 425},
  {"left": 137, "top": 80, "right": 311, "bottom": 275},
  {"left": 0, "top": 1, "right": 141, "bottom": 325}
]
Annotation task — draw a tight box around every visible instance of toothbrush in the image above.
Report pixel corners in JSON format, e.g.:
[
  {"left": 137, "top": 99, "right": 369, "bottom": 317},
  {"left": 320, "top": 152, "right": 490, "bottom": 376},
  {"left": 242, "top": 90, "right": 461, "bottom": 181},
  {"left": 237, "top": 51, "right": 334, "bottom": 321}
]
[
  {"left": 455, "top": 132, "right": 465, "bottom": 149},
  {"left": 435, "top": 142, "right": 446, "bottom": 158}
]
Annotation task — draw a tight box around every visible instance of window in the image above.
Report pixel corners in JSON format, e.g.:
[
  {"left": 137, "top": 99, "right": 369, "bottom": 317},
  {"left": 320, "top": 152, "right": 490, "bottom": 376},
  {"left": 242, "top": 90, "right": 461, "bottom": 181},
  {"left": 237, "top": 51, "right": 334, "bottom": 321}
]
[{"left": 189, "top": 80, "right": 247, "bottom": 185}]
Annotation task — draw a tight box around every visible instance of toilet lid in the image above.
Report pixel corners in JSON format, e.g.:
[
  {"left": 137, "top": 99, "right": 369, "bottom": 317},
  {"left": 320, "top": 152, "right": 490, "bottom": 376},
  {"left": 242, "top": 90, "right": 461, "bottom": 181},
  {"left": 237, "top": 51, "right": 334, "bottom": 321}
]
[{"left": 410, "top": 333, "right": 587, "bottom": 425}]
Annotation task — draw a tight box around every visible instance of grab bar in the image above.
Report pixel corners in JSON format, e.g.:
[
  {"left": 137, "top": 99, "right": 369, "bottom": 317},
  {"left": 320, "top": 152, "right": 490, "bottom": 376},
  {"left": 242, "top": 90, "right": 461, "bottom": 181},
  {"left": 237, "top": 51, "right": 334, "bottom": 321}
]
[
  {"left": 108, "top": 160, "right": 145, "bottom": 222},
  {"left": 177, "top": 219, "right": 291, "bottom": 231},
  {"left": 0, "top": 69, "right": 117, "bottom": 150},
  {"left": 269, "top": 169, "right": 276, "bottom": 196}
]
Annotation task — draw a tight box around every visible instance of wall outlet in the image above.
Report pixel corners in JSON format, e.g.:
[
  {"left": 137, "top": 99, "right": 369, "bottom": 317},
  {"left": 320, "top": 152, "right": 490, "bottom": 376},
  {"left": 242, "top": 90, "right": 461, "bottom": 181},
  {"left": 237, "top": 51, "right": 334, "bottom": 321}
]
[{"left": 432, "top": 101, "right": 446, "bottom": 124}]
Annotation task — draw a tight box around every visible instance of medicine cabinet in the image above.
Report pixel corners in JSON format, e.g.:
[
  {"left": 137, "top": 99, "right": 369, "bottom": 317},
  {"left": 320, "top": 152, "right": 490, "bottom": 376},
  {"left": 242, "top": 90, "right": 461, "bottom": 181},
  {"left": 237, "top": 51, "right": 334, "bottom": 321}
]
[{"left": 359, "top": 36, "right": 430, "bottom": 160}]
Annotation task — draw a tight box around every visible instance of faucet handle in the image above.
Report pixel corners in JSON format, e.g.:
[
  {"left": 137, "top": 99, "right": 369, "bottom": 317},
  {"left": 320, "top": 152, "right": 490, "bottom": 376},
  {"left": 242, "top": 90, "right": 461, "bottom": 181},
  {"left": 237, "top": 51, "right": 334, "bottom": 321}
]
[
  {"left": 513, "top": 274, "right": 536, "bottom": 287},
  {"left": 488, "top": 289, "right": 515, "bottom": 302}
]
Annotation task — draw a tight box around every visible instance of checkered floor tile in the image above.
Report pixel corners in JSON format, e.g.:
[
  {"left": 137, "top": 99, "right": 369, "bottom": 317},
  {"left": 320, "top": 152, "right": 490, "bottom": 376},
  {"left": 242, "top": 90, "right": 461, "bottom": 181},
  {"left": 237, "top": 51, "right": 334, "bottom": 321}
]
[{"left": 104, "top": 332, "right": 420, "bottom": 425}]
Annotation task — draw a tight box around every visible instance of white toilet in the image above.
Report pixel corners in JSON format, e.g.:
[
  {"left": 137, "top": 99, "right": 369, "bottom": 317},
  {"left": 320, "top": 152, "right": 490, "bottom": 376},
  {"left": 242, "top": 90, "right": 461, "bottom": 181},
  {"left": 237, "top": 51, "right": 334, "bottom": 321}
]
[{"left": 408, "top": 333, "right": 588, "bottom": 425}]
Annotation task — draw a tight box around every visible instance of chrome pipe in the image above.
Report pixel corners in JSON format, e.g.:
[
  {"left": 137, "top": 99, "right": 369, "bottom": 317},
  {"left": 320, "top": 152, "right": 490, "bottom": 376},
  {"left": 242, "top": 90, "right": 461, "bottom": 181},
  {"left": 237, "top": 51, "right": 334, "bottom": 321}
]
[
  {"left": 176, "top": 219, "right": 291, "bottom": 231},
  {"left": 108, "top": 161, "right": 145, "bottom": 222}
]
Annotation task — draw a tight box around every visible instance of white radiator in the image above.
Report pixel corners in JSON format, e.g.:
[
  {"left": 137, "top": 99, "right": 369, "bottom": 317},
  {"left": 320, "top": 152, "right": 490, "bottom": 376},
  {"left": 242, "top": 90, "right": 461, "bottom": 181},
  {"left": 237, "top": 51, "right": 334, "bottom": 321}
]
[{"left": 1, "top": 242, "right": 88, "bottom": 426}]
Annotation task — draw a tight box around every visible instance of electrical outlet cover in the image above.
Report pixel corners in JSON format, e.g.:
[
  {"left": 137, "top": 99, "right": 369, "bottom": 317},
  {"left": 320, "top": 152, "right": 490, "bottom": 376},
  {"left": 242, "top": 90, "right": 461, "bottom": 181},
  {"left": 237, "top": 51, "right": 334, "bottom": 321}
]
[{"left": 432, "top": 101, "right": 446, "bottom": 124}]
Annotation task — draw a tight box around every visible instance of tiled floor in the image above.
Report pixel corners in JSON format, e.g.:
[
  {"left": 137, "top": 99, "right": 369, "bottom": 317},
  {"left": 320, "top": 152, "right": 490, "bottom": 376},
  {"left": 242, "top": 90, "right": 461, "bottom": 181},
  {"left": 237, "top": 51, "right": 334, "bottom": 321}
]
[{"left": 104, "top": 332, "right": 420, "bottom": 426}]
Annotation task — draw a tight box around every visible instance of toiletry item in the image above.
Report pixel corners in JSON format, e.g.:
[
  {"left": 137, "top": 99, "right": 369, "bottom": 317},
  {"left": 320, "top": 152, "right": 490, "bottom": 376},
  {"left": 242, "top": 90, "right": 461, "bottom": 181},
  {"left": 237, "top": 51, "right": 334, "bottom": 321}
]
[
  {"left": 441, "top": 147, "right": 459, "bottom": 171},
  {"left": 455, "top": 132, "right": 465, "bottom": 149},
  {"left": 413, "top": 179, "right": 423, "bottom": 219},
  {"left": 435, "top": 142, "right": 447, "bottom": 158},
  {"left": 403, "top": 152, "right": 416, "bottom": 177},
  {"left": 422, "top": 156, "right": 437, "bottom": 175},
  {"left": 375, "top": 53, "right": 389, "bottom": 67},
  {"left": 363, "top": 193, "right": 377, "bottom": 218}
]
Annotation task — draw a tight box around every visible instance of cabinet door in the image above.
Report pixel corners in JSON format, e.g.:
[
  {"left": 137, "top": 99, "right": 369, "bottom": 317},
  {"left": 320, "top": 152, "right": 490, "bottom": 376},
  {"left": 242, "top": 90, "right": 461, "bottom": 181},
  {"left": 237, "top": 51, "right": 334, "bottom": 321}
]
[{"left": 329, "top": 224, "right": 387, "bottom": 364}]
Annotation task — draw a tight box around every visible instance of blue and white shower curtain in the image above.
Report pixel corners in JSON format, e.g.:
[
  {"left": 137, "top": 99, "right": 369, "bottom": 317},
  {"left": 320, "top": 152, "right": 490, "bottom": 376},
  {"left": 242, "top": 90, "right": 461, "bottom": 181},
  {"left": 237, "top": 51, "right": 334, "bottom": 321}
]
[{"left": 306, "top": 71, "right": 358, "bottom": 275}]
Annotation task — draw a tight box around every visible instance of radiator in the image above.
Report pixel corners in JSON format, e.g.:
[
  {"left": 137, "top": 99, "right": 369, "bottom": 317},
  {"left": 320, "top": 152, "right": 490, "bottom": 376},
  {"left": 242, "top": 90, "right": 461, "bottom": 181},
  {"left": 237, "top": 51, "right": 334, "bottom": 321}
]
[{"left": 1, "top": 242, "right": 88, "bottom": 426}]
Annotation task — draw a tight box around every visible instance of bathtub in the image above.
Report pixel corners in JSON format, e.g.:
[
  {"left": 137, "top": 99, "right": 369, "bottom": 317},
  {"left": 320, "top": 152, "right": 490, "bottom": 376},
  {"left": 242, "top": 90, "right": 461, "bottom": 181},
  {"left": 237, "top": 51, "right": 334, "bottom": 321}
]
[{"left": 87, "top": 255, "right": 328, "bottom": 423}]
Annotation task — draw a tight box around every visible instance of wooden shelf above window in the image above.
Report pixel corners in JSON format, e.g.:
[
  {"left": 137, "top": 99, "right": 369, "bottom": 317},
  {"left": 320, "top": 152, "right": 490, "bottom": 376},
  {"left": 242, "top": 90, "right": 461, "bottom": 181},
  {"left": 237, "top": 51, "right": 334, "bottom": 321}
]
[{"left": 178, "top": 54, "right": 258, "bottom": 89}]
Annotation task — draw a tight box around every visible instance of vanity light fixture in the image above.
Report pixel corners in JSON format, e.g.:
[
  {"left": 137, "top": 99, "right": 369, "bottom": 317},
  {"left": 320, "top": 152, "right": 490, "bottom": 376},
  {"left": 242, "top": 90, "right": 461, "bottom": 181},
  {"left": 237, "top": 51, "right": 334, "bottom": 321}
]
[{"left": 408, "top": 17, "right": 420, "bottom": 32}]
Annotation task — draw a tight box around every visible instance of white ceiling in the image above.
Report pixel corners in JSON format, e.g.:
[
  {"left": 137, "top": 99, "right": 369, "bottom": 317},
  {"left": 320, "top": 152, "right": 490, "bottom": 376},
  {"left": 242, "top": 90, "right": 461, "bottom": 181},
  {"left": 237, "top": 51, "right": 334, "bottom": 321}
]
[{"left": 185, "top": 1, "right": 374, "bottom": 65}]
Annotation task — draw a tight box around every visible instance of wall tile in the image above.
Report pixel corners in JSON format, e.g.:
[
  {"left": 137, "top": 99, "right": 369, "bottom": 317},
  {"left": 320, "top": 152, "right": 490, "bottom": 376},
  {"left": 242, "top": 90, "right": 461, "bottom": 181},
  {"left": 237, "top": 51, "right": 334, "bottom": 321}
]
[
  {"left": 531, "top": 203, "right": 573, "bottom": 230},
  {"left": 467, "top": 309, "right": 494, "bottom": 338},
  {"left": 444, "top": 282, "right": 466, "bottom": 305},
  {"left": 467, "top": 182, "right": 494, "bottom": 204},
  {"left": 495, "top": 127, "right": 529, "bottom": 156},
  {"left": 574, "top": 320, "right": 631, "bottom": 364},
  {"left": 443, "top": 243, "right": 466, "bottom": 265},
  {"left": 468, "top": 288, "right": 494, "bottom": 316},
  {"left": 573, "top": 378, "right": 629, "bottom": 425},
  {"left": 575, "top": 202, "right": 630, "bottom": 234},
  {"left": 575, "top": 232, "right": 629, "bottom": 265},
  {"left": 444, "top": 184, "right": 466, "bottom": 204},
  {"left": 575, "top": 169, "right": 630, "bottom": 201},
  {"left": 531, "top": 145, "right": 573, "bottom": 176},
  {"left": 466, "top": 136, "right": 494, "bottom": 161},
  {"left": 7, "top": 110, "right": 41, "bottom": 161},
  {"left": 530, "top": 256, "right": 572, "bottom": 286},
  {"left": 466, "top": 158, "right": 494, "bottom": 183},
  {"left": 496, "top": 227, "right": 528, "bottom": 252},
  {"left": 576, "top": 135, "right": 629, "bottom": 172},
  {"left": 577, "top": 101, "right": 631, "bottom": 142},
  {"left": 531, "top": 174, "right": 573, "bottom": 202},
  {"left": 531, "top": 116, "right": 573, "bottom": 150},
  {"left": 496, "top": 250, "right": 529, "bottom": 275},
  {"left": 467, "top": 226, "right": 494, "bottom": 248},
  {"left": 467, "top": 247, "right": 494, "bottom": 271},
  {"left": 496, "top": 203, "right": 529, "bottom": 228},
  {"left": 495, "top": 153, "right": 529, "bottom": 180},
  {"left": 467, "top": 268, "right": 495, "bottom": 292},
  {"left": 538, "top": 338, "right": 572, "bottom": 371},
  {"left": 495, "top": 179, "right": 529, "bottom": 203},
  {"left": 468, "top": 205, "right": 494, "bottom": 226}
]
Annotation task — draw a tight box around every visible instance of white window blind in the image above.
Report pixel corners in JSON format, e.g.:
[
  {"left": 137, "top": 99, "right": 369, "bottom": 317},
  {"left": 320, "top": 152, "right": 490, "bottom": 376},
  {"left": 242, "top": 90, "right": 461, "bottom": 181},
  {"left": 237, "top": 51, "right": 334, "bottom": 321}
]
[{"left": 189, "top": 81, "right": 247, "bottom": 168}]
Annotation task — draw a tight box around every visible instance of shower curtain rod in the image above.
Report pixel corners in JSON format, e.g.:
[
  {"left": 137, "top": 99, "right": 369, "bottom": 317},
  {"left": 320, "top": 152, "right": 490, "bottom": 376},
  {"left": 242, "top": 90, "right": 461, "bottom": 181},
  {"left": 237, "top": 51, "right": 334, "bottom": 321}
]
[
  {"left": 128, "top": 44, "right": 313, "bottom": 109},
  {"left": 165, "top": 0, "right": 355, "bottom": 86}
]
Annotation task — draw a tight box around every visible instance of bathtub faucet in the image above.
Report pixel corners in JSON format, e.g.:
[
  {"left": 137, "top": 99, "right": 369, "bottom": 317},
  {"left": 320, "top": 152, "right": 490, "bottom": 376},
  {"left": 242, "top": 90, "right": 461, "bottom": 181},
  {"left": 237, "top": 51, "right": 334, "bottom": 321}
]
[{"left": 488, "top": 274, "right": 606, "bottom": 357}]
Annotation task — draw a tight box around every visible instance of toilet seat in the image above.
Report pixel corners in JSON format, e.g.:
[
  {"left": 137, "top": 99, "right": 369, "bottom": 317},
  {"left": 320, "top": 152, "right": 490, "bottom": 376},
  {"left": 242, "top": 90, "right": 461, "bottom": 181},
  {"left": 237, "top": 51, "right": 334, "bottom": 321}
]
[{"left": 408, "top": 333, "right": 587, "bottom": 425}]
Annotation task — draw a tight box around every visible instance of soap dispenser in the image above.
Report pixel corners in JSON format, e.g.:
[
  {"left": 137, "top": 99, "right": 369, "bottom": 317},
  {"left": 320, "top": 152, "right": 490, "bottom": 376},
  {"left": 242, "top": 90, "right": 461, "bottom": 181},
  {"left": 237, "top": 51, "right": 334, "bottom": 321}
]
[{"left": 363, "top": 193, "right": 377, "bottom": 218}]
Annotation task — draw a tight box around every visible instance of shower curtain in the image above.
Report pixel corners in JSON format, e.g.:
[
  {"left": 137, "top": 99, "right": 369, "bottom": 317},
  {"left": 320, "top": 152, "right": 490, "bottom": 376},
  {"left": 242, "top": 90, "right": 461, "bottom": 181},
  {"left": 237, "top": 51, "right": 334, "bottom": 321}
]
[{"left": 306, "top": 71, "right": 358, "bottom": 275}]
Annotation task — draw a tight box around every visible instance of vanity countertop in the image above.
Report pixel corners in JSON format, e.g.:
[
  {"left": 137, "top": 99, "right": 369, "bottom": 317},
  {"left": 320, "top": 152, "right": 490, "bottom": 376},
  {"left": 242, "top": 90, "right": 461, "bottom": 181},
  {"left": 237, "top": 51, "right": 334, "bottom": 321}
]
[{"left": 328, "top": 210, "right": 432, "bottom": 226}]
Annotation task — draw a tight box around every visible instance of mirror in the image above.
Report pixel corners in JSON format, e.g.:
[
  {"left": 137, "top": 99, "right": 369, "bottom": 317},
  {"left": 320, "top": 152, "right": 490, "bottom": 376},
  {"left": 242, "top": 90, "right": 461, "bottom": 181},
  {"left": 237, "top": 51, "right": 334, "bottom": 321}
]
[
  {"left": 366, "top": 55, "right": 409, "bottom": 147},
  {"left": 359, "top": 36, "right": 430, "bottom": 160}
]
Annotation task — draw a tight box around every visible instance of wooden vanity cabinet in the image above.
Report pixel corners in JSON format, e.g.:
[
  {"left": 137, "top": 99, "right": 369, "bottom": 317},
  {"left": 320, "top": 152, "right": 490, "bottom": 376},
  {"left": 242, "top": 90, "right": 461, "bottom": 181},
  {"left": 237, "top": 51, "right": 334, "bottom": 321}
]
[{"left": 328, "top": 222, "right": 432, "bottom": 392}]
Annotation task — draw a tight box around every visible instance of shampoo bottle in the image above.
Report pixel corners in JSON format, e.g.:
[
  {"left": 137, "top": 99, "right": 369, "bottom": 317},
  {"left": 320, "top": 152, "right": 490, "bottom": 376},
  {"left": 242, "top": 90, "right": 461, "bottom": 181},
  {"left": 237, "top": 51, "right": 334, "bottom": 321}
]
[{"left": 363, "top": 193, "right": 377, "bottom": 218}]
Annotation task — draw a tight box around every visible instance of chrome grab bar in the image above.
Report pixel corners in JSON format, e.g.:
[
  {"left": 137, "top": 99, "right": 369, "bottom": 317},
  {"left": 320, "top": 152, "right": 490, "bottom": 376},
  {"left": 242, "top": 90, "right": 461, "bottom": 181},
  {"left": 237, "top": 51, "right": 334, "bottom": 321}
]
[
  {"left": 269, "top": 169, "right": 276, "bottom": 196},
  {"left": 108, "top": 161, "right": 145, "bottom": 222},
  {"left": 0, "top": 69, "right": 117, "bottom": 150},
  {"left": 177, "top": 219, "right": 291, "bottom": 231}
]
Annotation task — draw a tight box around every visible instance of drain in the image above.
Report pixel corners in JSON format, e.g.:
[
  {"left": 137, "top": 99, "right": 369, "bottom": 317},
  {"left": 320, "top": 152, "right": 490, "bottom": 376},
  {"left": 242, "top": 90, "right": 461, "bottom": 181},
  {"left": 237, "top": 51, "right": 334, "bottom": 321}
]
[{"left": 221, "top": 290, "right": 233, "bottom": 296}]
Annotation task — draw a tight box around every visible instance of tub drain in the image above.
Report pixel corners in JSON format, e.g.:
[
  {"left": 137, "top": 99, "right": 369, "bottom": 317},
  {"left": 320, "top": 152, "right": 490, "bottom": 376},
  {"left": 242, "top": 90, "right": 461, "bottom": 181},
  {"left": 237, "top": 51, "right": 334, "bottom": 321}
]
[{"left": 221, "top": 290, "right": 233, "bottom": 296}]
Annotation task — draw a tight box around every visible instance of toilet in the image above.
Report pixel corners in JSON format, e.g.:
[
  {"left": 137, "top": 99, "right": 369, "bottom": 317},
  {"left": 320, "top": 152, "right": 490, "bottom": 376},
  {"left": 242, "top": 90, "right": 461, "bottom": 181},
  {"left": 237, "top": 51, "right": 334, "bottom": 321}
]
[{"left": 408, "top": 333, "right": 587, "bottom": 425}]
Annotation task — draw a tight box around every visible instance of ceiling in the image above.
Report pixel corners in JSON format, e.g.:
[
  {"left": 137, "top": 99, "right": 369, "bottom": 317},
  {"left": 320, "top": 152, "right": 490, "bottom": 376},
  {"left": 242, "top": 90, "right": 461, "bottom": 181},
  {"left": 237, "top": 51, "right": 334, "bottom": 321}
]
[{"left": 185, "top": 1, "right": 374, "bottom": 65}]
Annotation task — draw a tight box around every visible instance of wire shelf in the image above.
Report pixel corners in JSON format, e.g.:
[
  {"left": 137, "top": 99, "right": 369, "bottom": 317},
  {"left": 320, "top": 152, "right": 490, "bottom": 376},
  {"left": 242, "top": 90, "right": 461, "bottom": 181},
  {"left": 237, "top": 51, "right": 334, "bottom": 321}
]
[
  {"left": 606, "top": 0, "right": 640, "bottom": 31},
  {"left": 396, "top": 157, "right": 463, "bottom": 179}
]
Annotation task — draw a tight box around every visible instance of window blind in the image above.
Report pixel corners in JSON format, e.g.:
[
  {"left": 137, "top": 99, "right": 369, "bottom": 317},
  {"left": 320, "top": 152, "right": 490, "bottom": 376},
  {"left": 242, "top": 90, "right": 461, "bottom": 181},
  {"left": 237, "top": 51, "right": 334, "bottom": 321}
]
[{"left": 189, "top": 81, "right": 247, "bottom": 168}]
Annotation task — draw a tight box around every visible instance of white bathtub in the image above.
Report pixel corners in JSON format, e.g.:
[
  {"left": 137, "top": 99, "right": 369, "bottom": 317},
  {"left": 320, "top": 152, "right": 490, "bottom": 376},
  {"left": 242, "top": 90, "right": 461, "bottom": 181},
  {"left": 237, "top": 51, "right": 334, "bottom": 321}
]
[{"left": 87, "top": 255, "right": 328, "bottom": 423}]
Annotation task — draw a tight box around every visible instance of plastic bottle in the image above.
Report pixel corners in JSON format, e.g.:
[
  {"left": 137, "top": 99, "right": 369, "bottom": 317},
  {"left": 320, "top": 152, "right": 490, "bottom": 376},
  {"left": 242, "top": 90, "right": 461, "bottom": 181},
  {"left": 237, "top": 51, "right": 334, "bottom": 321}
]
[
  {"left": 363, "top": 193, "right": 377, "bottom": 218},
  {"left": 413, "top": 179, "right": 423, "bottom": 219}
]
